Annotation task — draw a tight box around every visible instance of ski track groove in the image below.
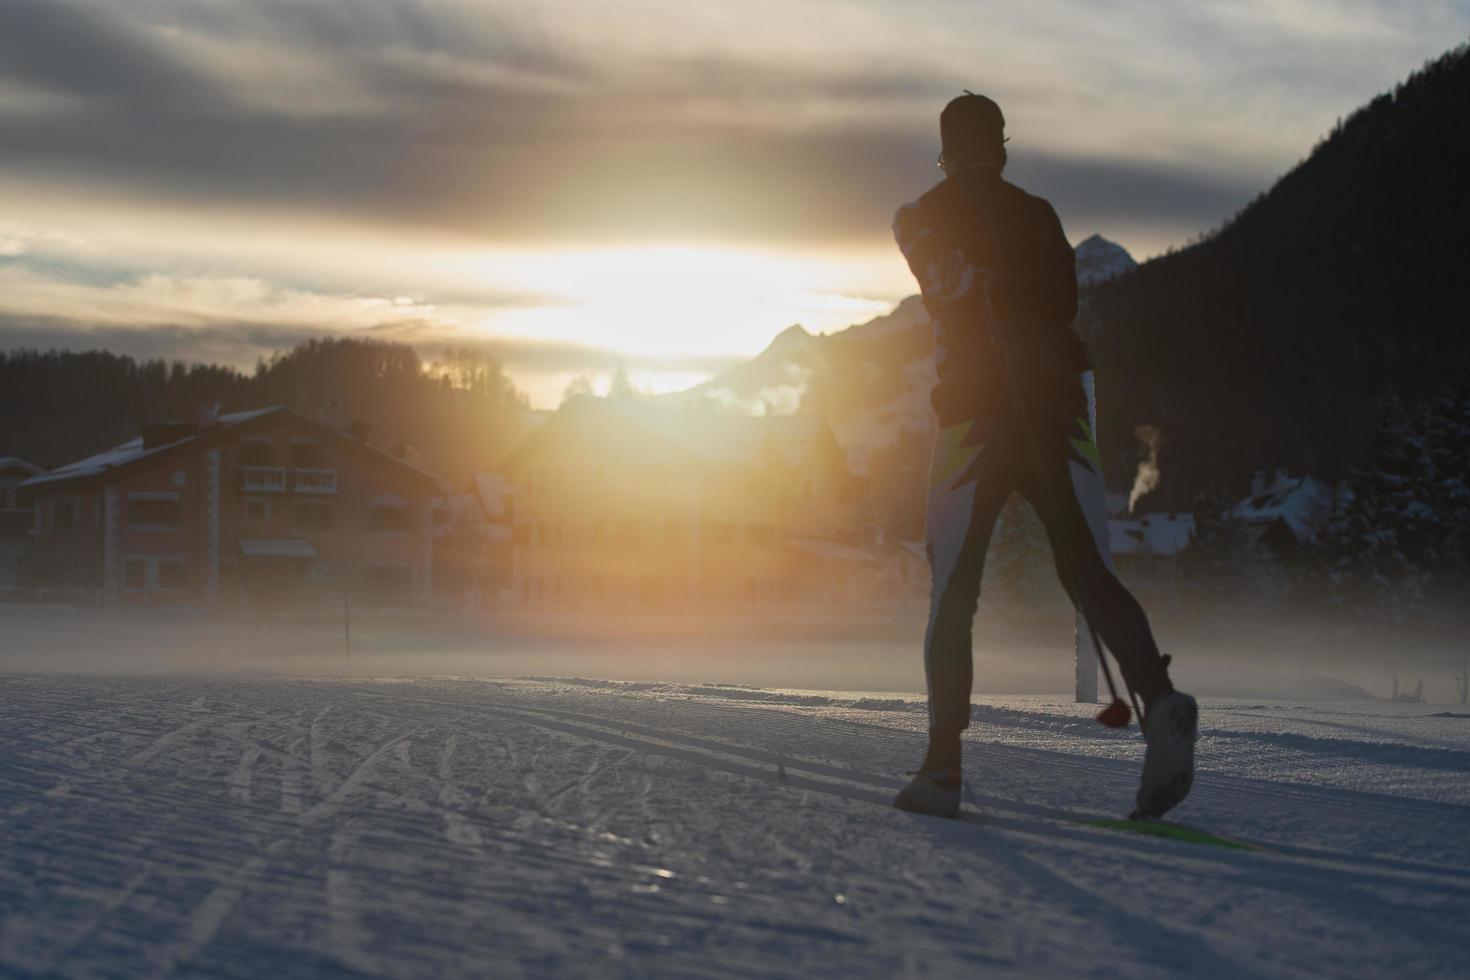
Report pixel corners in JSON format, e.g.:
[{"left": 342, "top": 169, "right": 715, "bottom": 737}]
[{"left": 5, "top": 675, "right": 1470, "bottom": 979}]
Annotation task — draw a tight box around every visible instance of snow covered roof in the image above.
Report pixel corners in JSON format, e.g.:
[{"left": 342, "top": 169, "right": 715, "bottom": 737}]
[
  {"left": 19, "top": 407, "right": 442, "bottom": 493},
  {"left": 19, "top": 409, "right": 278, "bottom": 491},
  {"left": 1231, "top": 471, "right": 1334, "bottom": 542},
  {"left": 1108, "top": 512, "right": 1195, "bottom": 558},
  {"left": 785, "top": 537, "right": 876, "bottom": 564},
  {"left": 0, "top": 457, "right": 43, "bottom": 478},
  {"left": 238, "top": 537, "right": 316, "bottom": 559}
]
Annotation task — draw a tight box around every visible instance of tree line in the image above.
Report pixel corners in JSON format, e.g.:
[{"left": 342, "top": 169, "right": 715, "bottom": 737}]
[{"left": 0, "top": 338, "right": 529, "bottom": 486}]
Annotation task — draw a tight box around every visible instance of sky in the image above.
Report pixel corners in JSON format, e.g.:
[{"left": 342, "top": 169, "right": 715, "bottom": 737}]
[{"left": 1, "top": 1, "right": 1467, "bottom": 407}]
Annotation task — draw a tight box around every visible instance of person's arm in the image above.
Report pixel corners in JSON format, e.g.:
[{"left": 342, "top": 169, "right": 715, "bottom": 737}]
[{"left": 894, "top": 192, "right": 979, "bottom": 321}]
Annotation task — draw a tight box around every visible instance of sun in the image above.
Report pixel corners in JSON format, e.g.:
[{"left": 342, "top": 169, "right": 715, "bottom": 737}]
[{"left": 462, "top": 243, "right": 906, "bottom": 371}]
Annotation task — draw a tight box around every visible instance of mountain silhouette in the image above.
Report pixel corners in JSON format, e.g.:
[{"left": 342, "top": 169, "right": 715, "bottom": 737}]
[{"left": 1083, "top": 42, "right": 1470, "bottom": 504}]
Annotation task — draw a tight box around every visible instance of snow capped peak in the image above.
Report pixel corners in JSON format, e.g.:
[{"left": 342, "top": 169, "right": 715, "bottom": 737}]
[{"left": 1074, "top": 234, "right": 1138, "bottom": 286}]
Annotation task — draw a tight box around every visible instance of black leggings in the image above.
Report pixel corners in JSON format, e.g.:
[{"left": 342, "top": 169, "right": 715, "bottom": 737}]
[{"left": 922, "top": 373, "right": 1171, "bottom": 735}]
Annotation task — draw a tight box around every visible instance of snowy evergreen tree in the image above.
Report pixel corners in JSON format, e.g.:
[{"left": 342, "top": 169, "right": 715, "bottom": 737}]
[
  {"left": 1184, "top": 481, "right": 1296, "bottom": 608},
  {"left": 1319, "top": 390, "right": 1442, "bottom": 629},
  {"left": 1423, "top": 371, "right": 1470, "bottom": 624}
]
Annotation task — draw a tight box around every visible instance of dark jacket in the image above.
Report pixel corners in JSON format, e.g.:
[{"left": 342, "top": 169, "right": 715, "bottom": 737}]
[{"left": 893, "top": 167, "right": 1087, "bottom": 425}]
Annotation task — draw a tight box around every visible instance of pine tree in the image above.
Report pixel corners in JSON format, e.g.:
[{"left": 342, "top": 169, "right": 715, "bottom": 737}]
[
  {"left": 1320, "top": 390, "right": 1441, "bottom": 629},
  {"left": 1424, "top": 371, "right": 1470, "bottom": 626}
]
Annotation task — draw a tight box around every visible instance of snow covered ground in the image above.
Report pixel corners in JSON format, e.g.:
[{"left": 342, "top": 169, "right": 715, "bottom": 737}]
[{"left": 4, "top": 673, "right": 1469, "bottom": 978}]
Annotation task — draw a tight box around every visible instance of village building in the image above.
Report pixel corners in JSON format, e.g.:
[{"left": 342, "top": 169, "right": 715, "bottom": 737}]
[
  {"left": 0, "top": 457, "right": 43, "bottom": 590},
  {"left": 498, "top": 396, "right": 870, "bottom": 609},
  {"left": 21, "top": 408, "right": 442, "bottom": 606},
  {"left": 1231, "top": 469, "right": 1336, "bottom": 559},
  {"left": 431, "top": 473, "right": 516, "bottom": 608},
  {"left": 1107, "top": 510, "right": 1195, "bottom": 601}
]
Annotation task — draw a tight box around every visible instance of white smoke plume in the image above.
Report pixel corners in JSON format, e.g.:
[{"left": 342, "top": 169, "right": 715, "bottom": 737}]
[{"left": 1129, "top": 424, "right": 1162, "bottom": 513}]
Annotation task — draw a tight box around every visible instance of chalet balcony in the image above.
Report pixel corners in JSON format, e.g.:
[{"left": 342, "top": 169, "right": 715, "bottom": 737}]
[
  {"left": 239, "top": 466, "right": 287, "bottom": 492},
  {"left": 292, "top": 468, "right": 339, "bottom": 495}
]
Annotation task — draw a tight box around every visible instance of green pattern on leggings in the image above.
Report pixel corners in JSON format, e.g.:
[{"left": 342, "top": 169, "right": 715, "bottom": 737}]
[{"left": 1070, "top": 416, "right": 1100, "bottom": 471}]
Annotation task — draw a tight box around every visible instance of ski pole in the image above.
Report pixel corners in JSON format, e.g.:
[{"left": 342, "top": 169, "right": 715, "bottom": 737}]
[{"left": 974, "top": 280, "right": 1144, "bottom": 730}]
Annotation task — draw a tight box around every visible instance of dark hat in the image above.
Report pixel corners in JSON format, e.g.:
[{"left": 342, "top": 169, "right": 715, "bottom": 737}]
[{"left": 940, "top": 92, "right": 1006, "bottom": 163}]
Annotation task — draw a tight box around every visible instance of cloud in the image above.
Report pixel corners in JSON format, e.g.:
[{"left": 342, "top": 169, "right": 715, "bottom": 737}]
[
  {"left": 2, "top": 0, "right": 1458, "bottom": 252},
  {"left": 1, "top": 0, "right": 1467, "bottom": 406}
]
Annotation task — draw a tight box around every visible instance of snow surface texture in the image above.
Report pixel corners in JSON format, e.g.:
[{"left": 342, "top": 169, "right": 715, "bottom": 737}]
[{"left": 4, "top": 674, "right": 1469, "bottom": 978}]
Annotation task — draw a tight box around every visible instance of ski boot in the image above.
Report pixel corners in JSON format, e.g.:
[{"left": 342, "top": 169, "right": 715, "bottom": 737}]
[
  {"left": 894, "top": 768, "right": 962, "bottom": 818},
  {"left": 894, "top": 733, "right": 963, "bottom": 818},
  {"left": 1132, "top": 689, "right": 1198, "bottom": 819}
]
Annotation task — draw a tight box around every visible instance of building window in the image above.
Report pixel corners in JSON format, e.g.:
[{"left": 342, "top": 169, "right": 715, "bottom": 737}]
[
  {"left": 297, "top": 502, "right": 332, "bottom": 532},
  {"left": 157, "top": 561, "right": 188, "bottom": 591},
  {"left": 664, "top": 519, "right": 682, "bottom": 546},
  {"left": 746, "top": 523, "right": 774, "bottom": 546},
  {"left": 616, "top": 519, "right": 641, "bottom": 547},
  {"left": 54, "top": 498, "right": 78, "bottom": 531},
  {"left": 240, "top": 439, "right": 274, "bottom": 467},
  {"left": 243, "top": 497, "right": 272, "bottom": 523},
  {"left": 124, "top": 559, "right": 146, "bottom": 591},
  {"left": 128, "top": 494, "right": 182, "bottom": 529},
  {"left": 707, "top": 521, "right": 734, "bottom": 546},
  {"left": 289, "top": 440, "right": 324, "bottom": 468},
  {"left": 369, "top": 503, "right": 405, "bottom": 533}
]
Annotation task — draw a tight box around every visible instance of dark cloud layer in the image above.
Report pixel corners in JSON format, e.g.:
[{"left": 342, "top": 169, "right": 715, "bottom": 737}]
[{"left": 0, "top": 0, "right": 1265, "bottom": 246}]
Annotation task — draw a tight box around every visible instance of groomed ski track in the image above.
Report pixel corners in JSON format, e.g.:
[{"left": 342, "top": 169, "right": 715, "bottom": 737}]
[{"left": 3, "top": 674, "right": 1468, "bottom": 978}]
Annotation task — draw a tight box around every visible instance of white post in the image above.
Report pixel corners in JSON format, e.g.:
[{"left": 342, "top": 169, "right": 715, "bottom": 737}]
[
  {"left": 1075, "top": 611, "right": 1100, "bottom": 703},
  {"left": 1073, "top": 372, "right": 1112, "bottom": 704}
]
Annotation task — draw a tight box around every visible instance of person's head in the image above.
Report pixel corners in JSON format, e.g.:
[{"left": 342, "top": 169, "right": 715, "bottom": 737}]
[{"left": 939, "top": 92, "right": 1007, "bottom": 175}]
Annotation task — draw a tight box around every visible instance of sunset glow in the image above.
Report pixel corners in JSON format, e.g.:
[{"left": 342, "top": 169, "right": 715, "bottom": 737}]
[{"left": 1, "top": 1, "right": 1465, "bottom": 405}]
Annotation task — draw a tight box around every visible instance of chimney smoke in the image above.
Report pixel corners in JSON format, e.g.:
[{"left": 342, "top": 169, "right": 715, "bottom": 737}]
[{"left": 1128, "top": 424, "right": 1162, "bottom": 513}]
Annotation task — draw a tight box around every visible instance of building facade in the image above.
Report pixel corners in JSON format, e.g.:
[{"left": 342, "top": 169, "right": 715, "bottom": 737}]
[
  {"left": 499, "top": 397, "right": 869, "bottom": 609},
  {"left": 0, "top": 457, "right": 42, "bottom": 590},
  {"left": 21, "top": 408, "right": 442, "bottom": 606}
]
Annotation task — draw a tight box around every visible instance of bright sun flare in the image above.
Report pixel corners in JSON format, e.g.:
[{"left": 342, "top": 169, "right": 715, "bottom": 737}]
[{"left": 463, "top": 244, "right": 905, "bottom": 367}]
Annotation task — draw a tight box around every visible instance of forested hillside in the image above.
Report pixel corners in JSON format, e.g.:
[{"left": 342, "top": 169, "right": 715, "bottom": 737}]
[
  {"left": 0, "top": 340, "right": 528, "bottom": 484},
  {"left": 1084, "top": 43, "right": 1470, "bottom": 504}
]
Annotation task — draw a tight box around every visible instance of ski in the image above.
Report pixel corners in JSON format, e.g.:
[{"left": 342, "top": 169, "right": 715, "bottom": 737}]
[{"left": 1080, "top": 816, "right": 1264, "bottom": 852}]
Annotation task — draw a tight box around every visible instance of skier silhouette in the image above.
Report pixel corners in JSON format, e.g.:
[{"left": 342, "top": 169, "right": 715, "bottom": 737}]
[{"left": 891, "top": 93, "right": 1198, "bottom": 819}]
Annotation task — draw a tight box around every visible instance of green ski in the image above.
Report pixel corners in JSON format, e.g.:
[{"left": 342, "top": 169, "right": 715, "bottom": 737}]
[{"left": 1082, "top": 818, "right": 1261, "bottom": 852}]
